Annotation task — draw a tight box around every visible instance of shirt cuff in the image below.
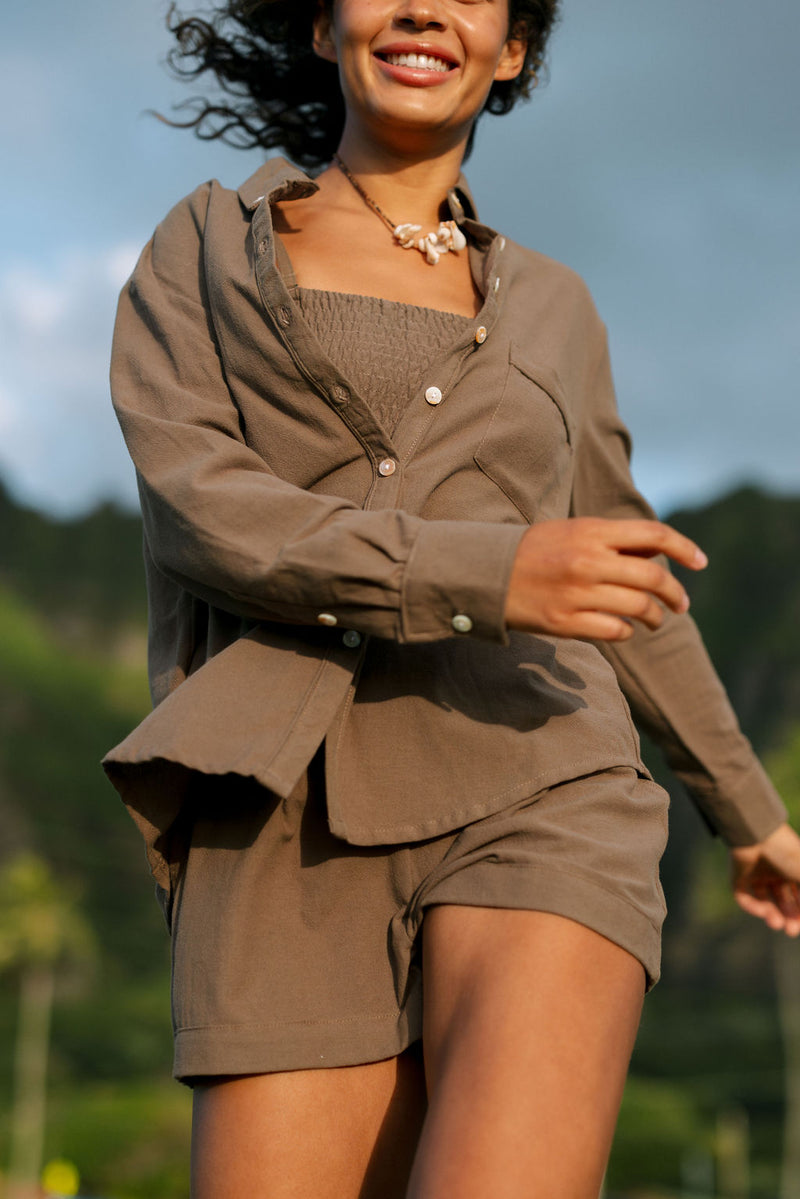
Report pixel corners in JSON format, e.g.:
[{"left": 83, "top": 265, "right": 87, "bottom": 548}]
[
  {"left": 691, "top": 758, "right": 788, "bottom": 846},
  {"left": 400, "top": 520, "right": 526, "bottom": 645}
]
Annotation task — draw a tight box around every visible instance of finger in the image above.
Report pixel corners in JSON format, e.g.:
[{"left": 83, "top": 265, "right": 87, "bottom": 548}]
[
  {"left": 515, "top": 608, "right": 635, "bottom": 642},
  {"left": 772, "top": 880, "right": 800, "bottom": 920},
  {"left": 762, "top": 881, "right": 800, "bottom": 934},
  {"left": 734, "top": 890, "right": 787, "bottom": 929},
  {"left": 592, "top": 557, "right": 689, "bottom": 615},
  {"left": 602, "top": 520, "right": 708, "bottom": 572},
  {"left": 580, "top": 584, "right": 667, "bottom": 630}
]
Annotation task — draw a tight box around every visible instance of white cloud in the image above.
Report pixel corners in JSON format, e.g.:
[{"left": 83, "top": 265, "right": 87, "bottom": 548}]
[
  {"left": 105, "top": 245, "right": 141, "bottom": 290},
  {"left": 4, "top": 268, "right": 70, "bottom": 335},
  {"left": 0, "top": 246, "right": 140, "bottom": 516}
]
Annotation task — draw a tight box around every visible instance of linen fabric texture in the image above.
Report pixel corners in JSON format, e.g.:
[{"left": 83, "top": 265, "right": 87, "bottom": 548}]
[
  {"left": 168, "top": 751, "right": 668, "bottom": 1083},
  {"left": 103, "top": 157, "right": 787, "bottom": 909}
]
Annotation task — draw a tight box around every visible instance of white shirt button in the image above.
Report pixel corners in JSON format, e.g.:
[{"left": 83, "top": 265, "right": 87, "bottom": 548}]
[
  {"left": 452, "top": 614, "right": 474, "bottom": 634},
  {"left": 475, "top": 327, "right": 488, "bottom": 345},
  {"left": 493, "top": 277, "right": 501, "bottom": 293},
  {"left": 342, "top": 629, "right": 362, "bottom": 648},
  {"left": 378, "top": 458, "right": 397, "bottom": 477},
  {"left": 498, "top": 236, "right": 506, "bottom": 251},
  {"left": 317, "top": 613, "right": 338, "bottom": 627},
  {"left": 425, "top": 386, "right": 443, "bottom": 406}
]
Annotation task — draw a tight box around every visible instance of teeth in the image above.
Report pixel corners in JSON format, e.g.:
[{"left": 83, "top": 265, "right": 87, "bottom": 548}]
[{"left": 384, "top": 52, "right": 451, "bottom": 73}]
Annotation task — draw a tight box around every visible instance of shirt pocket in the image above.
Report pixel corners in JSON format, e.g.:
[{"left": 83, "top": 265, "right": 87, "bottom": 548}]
[{"left": 474, "top": 343, "right": 574, "bottom": 523}]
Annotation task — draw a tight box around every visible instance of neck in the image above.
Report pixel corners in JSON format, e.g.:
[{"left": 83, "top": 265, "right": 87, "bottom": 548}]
[{"left": 329, "top": 123, "right": 469, "bottom": 229}]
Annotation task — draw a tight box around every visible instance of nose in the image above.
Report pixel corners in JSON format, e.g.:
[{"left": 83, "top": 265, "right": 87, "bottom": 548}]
[{"left": 393, "top": 0, "right": 448, "bottom": 32}]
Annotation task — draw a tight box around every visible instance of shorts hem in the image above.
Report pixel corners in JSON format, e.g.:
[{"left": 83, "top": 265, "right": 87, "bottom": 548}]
[
  {"left": 173, "top": 1007, "right": 421, "bottom": 1085},
  {"left": 418, "top": 858, "right": 663, "bottom": 991}
]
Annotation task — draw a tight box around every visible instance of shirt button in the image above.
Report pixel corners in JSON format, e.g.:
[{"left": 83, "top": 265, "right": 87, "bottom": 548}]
[
  {"left": 475, "top": 327, "right": 488, "bottom": 344},
  {"left": 331, "top": 384, "right": 349, "bottom": 405},
  {"left": 452, "top": 614, "right": 474, "bottom": 634},
  {"left": 342, "top": 629, "right": 362, "bottom": 648},
  {"left": 498, "top": 236, "right": 506, "bottom": 251},
  {"left": 493, "top": 277, "right": 501, "bottom": 293},
  {"left": 278, "top": 306, "right": 292, "bottom": 327},
  {"left": 425, "top": 386, "right": 443, "bottom": 406},
  {"left": 317, "top": 612, "right": 338, "bottom": 627},
  {"left": 378, "top": 458, "right": 397, "bottom": 477}
]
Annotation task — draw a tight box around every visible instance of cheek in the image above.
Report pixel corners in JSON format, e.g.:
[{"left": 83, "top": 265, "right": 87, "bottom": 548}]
[{"left": 463, "top": 15, "right": 513, "bottom": 73}]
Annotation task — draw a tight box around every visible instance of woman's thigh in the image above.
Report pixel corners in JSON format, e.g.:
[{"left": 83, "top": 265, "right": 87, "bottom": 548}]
[
  {"left": 190, "top": 1047, "right": 427, "bottom": 1199},
  {"left": 408, "top": 905, "right": 646, "bottom": 1199}
]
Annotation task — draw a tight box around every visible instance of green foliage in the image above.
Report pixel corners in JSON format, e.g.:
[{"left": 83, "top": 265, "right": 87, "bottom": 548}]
[
  {"left": 43, "top": 1080, "right": 190, "bottom": 1199},
  {"left": 0, "top": 478, "right": 147, "bottom": 646},
  {"left": 669, "top": 486, "right": 800, "bottom": 752},
  {"left": 766, "top": 725, "right": 800, "bottom": 826},
  {"left": 609, "top": 1076, "right": 711, "bottom": 1189},
  {"left": 0, "top": 585, "right": 157, "bottom": 974},
  {"left": 0, "top": 854, "right": 95, "bottom": 973}
]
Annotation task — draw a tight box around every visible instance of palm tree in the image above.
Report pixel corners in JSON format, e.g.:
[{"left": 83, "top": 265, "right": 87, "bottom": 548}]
[
  {"left": 0, "top": 853, "right": 95, "bottom": 1199},
  {"left": 766, "top": 727, "right": 800, "bottom": 1199}
]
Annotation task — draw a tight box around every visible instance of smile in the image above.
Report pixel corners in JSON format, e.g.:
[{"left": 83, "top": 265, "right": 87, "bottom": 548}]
[{"left": 379, "top": 52, "right": 453, "bottom": 74}]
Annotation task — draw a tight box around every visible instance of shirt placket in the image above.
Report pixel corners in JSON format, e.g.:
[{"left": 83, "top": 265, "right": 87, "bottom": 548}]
[{"left": 248, "top": 184, "right": 506, "bottom": 641}]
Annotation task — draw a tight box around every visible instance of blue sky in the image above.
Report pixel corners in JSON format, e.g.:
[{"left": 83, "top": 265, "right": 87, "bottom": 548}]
[{"left": 1, "top": 0, "right": 798, "bottom": 517}]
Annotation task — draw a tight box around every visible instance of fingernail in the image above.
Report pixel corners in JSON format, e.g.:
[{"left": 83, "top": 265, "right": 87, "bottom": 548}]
[{"left": 694, "top": 549, "right": 708, "bottom": 568}]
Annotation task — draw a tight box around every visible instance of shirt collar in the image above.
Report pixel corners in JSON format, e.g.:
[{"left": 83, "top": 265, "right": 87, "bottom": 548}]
[
  {"left": 238, "top": 156, "right": 484, "bottom": 230},
  {"left": 237, "top": 157, "right": 320, "bottom": 211}
]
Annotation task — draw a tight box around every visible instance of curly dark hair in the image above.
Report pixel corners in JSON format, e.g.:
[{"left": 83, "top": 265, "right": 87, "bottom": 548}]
[{"left": 163, "top": 0, "right": 561, "bottom": 168}]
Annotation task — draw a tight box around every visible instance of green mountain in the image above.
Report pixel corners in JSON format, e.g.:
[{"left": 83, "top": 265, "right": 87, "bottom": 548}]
[
  {"left": 0, "top": 478, "right": 147, "bottom": 647},
  {"left": 669, "top": 485, "right": 800, "bottom": 752}
]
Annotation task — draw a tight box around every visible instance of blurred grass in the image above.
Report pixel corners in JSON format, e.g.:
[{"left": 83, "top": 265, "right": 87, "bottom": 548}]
[{"left": 44, "top": 1079, "right": 190, "bottom": 1199}]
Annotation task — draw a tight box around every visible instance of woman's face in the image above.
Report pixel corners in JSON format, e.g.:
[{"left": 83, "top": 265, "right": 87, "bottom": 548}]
[{"left": 313, "top": 0, "right": 525, "bottom": 149}]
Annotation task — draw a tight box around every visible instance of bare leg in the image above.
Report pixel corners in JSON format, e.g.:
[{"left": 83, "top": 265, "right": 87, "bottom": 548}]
[
  {"left": 408, "top": 906, "right": 646, "bottom": 1199},
  {"left": 191, "top": 1046, "right": 426, "bottom": 1199}
]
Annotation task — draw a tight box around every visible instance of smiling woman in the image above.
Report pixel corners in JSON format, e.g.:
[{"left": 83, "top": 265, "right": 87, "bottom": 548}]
[
  {"left": 104, "top": 1, "right": 800, "bottom": 1196},
  {"left": 163, "top": 0, "right": 558, "bottom": 163}
]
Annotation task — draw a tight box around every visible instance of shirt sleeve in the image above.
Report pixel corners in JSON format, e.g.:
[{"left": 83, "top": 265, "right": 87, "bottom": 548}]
[
  {"left": 110, "top": 184, "right": 524, "bottom": 647},
  {"left": 570, "top": 323, "right": 787, "bottom": 846}
]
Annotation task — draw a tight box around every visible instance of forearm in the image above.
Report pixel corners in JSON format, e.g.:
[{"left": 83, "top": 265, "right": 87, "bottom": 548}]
[
  {"left": 598, "top": 608, "right": 788, "bottom": 845},
  {"left": 133, "top": 450, "right": 523, "bottom": 644}
]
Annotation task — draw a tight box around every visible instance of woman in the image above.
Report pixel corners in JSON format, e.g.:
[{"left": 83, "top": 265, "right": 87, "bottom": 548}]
[{"left": 104, "top": 1, "right": 800, "bottom": 1195}]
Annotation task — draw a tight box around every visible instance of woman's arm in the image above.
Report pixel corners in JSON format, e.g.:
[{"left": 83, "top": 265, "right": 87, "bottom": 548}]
[
  {"left": 546, "top": 321, "right": 790, "bottom": 849},
  {"left": 112, "top": 184, "right": 523, "bottom": 646}
]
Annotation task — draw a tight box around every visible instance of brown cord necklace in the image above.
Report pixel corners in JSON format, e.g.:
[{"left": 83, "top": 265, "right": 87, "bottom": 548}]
[{"left": 334, "top": 154, "right": 467, "bottom": 266}]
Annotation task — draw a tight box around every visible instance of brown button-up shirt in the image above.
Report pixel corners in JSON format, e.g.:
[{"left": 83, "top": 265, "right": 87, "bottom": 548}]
[{"left": 103, "top": 158, "right": 786, "bottom": 893}]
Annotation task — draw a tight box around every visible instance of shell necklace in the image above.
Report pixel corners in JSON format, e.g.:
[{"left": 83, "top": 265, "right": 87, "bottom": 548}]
[{"left": 334, "top": 154, "right": 467, "bottom": 266}]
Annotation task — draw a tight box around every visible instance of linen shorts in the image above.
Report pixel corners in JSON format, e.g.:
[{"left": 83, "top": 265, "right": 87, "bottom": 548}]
[{"left": 167, "top": 748, "right": 668, "bottom": 1084}]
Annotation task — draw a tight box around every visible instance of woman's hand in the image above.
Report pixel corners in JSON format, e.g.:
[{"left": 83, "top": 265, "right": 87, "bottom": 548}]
[
  {"left": 504, "top": 517, "right": 708, "bottom": 641},
  {"left": 730, "top": 824, "right": 800, "bottom": 936}
]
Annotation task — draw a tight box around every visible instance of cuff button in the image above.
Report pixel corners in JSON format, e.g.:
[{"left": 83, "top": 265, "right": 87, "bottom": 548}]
[
  {"left": 452, "top": 614, "right": 474, "bottom": 634},
  {"left": 317, "top": 613, "right": 338, "bottom": 627}
]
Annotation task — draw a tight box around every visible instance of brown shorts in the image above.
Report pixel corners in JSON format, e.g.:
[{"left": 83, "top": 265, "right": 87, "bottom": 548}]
[{"left": 167, "top": 750, "right": 668, "bottom": 1083}]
